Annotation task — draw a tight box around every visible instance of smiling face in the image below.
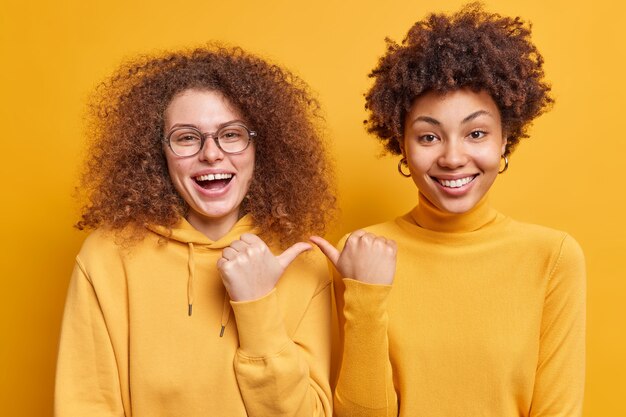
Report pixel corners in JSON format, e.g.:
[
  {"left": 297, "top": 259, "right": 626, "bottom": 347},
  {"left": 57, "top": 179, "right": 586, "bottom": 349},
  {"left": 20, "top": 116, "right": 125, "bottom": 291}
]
[
  {"left": 402, "top": 89, "right": 507, "bottom": 214},
  {"left": 164, "top": 89, "right": 255, "bottom": 240}
]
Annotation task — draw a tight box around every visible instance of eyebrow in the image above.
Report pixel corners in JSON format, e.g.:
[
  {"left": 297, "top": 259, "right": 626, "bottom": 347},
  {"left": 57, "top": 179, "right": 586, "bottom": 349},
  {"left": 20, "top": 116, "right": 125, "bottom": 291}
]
[
  {"left": 167, "top": 119, "right": 247, "bottom": 132},
  {"left": 461, "top": 110, "right": 492, "bottom": 123},
  {"left": 410, "top": 110, "right": 493, "bottom": 126},
  {"left": 411, "top": 115, "right": 441, "bottom": 126}
]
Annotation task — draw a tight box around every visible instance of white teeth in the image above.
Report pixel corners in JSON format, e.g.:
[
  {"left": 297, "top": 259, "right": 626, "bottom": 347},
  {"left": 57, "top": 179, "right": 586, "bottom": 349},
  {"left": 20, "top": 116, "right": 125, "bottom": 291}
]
[
  {"left": 195, "top": 173, "right": 233, "bottom": 182},
  {"left": 438, "top": 176, "right": 474, "bottom": 188}
]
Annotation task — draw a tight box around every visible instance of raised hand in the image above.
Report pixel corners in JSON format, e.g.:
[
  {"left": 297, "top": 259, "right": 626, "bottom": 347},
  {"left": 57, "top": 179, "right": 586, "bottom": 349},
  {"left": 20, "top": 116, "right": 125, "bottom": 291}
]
[
  {"left": 217, "top": 233, "right": 312, "bottom": 302},
  {"left": 310, "top": 230, "right": 397, "bottom": 285}
]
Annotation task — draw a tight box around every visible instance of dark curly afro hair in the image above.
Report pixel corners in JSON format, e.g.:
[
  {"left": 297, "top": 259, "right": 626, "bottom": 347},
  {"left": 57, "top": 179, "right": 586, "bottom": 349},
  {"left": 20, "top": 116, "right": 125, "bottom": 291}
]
[
  {"left": 76, "top": 44, "right": 336, "bottom": 247},
  {"left": 365, "top": 2, "right": 553, "bottom": 157}
]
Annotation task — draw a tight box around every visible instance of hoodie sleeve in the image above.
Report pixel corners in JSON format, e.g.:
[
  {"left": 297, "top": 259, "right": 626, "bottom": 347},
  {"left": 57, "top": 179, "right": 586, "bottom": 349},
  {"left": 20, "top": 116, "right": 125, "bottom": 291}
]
[
  {"left": 230, "top": 282, "right": 332, "bottom": 417},
  {"left": 55, "top": 258, "right": 128, "bottom": 417}
]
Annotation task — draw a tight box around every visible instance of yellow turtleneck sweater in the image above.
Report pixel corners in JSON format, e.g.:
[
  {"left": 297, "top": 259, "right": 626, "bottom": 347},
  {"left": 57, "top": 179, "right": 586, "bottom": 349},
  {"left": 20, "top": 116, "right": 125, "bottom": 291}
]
[
  {"left": 55, "top": 215, "right": 332, "bottom": 417},
  {"left": 333, "top": 194, "right": 586, "bottom": 417}
]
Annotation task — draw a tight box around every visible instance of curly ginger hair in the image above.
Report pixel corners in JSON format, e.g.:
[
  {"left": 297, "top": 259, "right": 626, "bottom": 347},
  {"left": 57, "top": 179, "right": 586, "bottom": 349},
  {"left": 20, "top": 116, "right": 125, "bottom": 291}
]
[
  {"left": 76, "top": 45, "right": 336, "bottom": 247},
  {"left": 365, "top": 2, "right": 554, "bottom": 157}
]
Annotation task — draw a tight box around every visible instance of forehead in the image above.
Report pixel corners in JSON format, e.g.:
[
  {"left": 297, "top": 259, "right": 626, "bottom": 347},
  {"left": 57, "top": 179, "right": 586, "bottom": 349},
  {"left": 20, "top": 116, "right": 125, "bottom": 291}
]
[
  {"left": 407, "top": 89, "right": 501, "bottom": 124},
  {"left": 164, "top": 89, "right": 242, "bottom": 129}
]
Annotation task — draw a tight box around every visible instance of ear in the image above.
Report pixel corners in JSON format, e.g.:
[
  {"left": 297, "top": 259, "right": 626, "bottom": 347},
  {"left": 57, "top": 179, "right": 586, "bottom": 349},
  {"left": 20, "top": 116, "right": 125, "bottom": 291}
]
[
  {"left": 397, "top": 136, "right": 406, "bottom": 157},
  {"left": 501, "top": 135, "right": 508, "bottom": 156}
]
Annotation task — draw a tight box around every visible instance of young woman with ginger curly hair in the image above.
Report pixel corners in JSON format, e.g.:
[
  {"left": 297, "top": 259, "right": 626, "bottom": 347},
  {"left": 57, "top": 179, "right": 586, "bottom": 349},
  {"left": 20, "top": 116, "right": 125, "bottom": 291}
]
[
  {"left": 312, "top": 3, "right": 586, "bottom": 416},
  {"left": 55, "top": 45, "right": 336, "bottom": 417}
]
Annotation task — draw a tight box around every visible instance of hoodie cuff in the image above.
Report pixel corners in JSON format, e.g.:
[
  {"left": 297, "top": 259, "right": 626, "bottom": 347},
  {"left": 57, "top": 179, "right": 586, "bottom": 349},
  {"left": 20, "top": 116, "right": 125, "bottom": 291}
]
[{"left": 230, "top": 289, "right": 290, "bottom": 358}]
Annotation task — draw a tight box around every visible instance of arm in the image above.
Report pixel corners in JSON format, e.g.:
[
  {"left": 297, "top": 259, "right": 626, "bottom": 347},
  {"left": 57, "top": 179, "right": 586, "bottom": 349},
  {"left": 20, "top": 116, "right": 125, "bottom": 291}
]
[
  {"left": 231, "top": 284, "right": 332, "bottom": 417},
  {"left": 218, "top": 234, "right": 332, "bottom": 417},
  {"left": 55, "top": 259, "right": 127, "bottom": 417},
  {"left": 334, "top": 278, "right": 397, "bottom": 417},
  {"left": 530, "top": 235, "right": 586, "bottom": 417},
  {"left": 312, "top": 232, "right": 398, "bottom": 417}
]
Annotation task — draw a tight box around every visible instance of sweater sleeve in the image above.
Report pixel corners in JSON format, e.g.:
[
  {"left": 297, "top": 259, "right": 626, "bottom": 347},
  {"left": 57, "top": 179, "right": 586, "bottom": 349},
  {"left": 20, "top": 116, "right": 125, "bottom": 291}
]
[
  {"left": 230, "top": 284, "right": 332, "bottom": 417},
  {"left": 334, "top": 278, "right": 397, "bottom": 417},
  {"left": 530, "top": 235, "right": 586, "bottom": 417},
  {"left": 55, "top": 259, "right": 127, "bottom": 417}
]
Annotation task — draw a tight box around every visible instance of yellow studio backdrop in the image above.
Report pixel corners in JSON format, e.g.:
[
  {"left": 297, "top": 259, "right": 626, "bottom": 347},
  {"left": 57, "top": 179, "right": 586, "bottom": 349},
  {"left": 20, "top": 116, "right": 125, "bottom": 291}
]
[{"left": 0, "top": 0, "right": 623, "bottom": 415}]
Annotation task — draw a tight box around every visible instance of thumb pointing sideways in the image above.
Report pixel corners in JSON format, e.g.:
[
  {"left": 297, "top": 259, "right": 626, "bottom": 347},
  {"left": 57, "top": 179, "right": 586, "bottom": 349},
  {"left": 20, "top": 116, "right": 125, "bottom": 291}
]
[
  {"left": 309, "top": 236, "right": 340, "bottom": 267},
  {"left": 277, "top": 242, "right": 313, "bottom": 269}
]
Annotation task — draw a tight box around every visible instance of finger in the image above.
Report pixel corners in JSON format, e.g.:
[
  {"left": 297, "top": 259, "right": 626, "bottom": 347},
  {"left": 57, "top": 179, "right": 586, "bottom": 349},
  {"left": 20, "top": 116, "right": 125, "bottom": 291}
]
[
  {"left": 277, "top": 242, "right": 312, "bottom": 269},
  {"left": 216, "top": 257, "right": 227, "bottom": 269},
  {"left": 360, "top": 232, "right": 376, "bottom": 245},
  {"left": 221, "top": 247, "right": 238, "bottom": 260},
  {"left": 373, "top": 235, "right": 389, "bottom": 247},
  {"left": 349, "top": 229, "right": 367, "bottom": 239},
  {"left": 239, "top": 233, "right": 265, "bottom": 245},
  {"left": 228, "top": 239, "right": 248, "bottom": 252},
  {"left": 309, "top": 236, "right": 341, "bottom": 266}
]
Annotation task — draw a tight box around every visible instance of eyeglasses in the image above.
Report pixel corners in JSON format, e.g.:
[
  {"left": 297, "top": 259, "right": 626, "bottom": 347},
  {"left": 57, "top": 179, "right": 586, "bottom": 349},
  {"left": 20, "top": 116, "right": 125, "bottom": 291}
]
[{"left": 165, "top": 123, "right": 256, "bottom": 157}]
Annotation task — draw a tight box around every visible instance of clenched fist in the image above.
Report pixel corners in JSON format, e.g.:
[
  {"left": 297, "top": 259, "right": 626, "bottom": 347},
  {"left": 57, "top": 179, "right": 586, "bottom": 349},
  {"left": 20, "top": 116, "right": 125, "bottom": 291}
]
[
  {"left": 310, "top": 230, "right": 397, "bottom": 285},
  {"left": 217, "top": 233, "right": 312, "bottom": 301}
]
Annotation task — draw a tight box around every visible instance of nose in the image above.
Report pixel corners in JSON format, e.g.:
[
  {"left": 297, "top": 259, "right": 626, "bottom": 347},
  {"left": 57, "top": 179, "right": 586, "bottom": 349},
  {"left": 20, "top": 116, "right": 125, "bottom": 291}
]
[
  {"left": 198, "top": 136, "right": 224, "bottom": 163},
  {"left": 437, "top": 140, "right": 468, "bottom": 169}
]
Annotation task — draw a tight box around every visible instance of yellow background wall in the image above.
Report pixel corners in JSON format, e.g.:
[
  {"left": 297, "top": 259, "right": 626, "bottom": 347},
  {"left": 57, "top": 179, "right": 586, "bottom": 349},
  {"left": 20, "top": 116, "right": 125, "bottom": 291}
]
[{"left": 1, "top": 0, "right": 623, "bottom": 415}]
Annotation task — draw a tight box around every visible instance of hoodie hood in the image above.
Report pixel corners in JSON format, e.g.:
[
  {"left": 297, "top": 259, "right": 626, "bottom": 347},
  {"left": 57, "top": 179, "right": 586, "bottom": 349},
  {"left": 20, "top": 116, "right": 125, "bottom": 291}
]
[
  {"left": 146, "top": 214, "right": 259, "bottom": 330},
  {"left": 147, "top": 214, "right": 259, "bottom": 248}
]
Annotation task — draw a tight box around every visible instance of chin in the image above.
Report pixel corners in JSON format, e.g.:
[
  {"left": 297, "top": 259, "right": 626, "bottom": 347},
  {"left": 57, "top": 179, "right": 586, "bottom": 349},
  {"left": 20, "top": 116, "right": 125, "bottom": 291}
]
[{"left": 432, "top": 196, "right": 481, "bottom": 214}]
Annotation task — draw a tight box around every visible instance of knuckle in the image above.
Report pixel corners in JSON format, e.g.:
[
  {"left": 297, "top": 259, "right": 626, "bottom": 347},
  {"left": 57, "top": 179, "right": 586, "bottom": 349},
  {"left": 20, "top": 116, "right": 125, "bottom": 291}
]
[{"left": 245, "top": 246, "right": 261, "bottom": 258}]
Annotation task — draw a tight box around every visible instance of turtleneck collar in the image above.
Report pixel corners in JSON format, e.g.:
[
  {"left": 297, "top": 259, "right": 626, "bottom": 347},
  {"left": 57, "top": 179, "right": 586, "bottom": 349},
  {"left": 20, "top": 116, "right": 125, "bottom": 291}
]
[{"left": 410, "top": 192, "right": 498, "bottom": 233}]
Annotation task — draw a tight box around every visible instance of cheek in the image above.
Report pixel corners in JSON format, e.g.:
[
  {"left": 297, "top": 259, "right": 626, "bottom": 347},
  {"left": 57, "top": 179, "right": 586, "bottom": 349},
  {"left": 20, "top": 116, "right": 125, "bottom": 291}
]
[
  {"left": 476, "top": 148, "right": 503, "bottom": 172},
  {"left": 240, "top": 149, "right": 256, "bottom": 180},
  {"left": 405, "top": 147, "right": 435, "bottom": 174},
  {"left": 165, "top": 157, "right": 190, "bottom": 187}
]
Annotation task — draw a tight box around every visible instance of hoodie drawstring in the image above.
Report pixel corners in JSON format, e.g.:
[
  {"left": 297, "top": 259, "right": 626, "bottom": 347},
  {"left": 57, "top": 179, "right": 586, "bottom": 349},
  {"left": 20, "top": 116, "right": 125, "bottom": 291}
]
[
  {"left": 187, "top": 242, "right": 195, "bottom": 316},
  {"left": 220, "top": 293, "right": 231, "bottom": 337},
  {"left": 187, "top": 241, "right": 231, "bottom": 337}
]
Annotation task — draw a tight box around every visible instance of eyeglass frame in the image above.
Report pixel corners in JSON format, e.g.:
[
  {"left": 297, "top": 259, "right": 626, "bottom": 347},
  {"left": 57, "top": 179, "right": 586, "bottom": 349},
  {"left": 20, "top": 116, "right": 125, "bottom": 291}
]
[{"left": 164, "top": 122, "right": 257, "bottom": 157}]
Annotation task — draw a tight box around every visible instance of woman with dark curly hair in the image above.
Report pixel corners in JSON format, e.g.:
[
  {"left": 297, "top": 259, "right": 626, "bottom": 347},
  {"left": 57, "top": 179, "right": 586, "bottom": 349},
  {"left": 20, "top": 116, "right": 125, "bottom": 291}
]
[
  {"left": 55, "top": 45, "right": 335, "bottom": 417},
  {"left": 312, "top": 3, "right": 585, "bottom": 416}
]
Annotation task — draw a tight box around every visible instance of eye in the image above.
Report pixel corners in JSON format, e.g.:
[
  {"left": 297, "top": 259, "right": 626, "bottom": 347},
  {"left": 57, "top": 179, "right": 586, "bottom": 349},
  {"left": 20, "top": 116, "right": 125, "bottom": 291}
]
[
  {"left": 179, "top": 135, "right": 199, "bottom": 142},
  {"left": 418, "top": 134, "right": 439, "bottom": 144},
  {"left": 219, "top": 126, "right": 246, "bottom": 143},
  {"left": 171, "top": 130, "right": 201, "bottom": 145},
  {"left": 469, "top": 130, "right": 486, "bottom": 140}
]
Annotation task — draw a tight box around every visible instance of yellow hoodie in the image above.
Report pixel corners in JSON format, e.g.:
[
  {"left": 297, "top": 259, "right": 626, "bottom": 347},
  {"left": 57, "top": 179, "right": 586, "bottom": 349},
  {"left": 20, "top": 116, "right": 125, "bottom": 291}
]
[{"left": 55, "top": 215, "right": 332, "bottom": 417}]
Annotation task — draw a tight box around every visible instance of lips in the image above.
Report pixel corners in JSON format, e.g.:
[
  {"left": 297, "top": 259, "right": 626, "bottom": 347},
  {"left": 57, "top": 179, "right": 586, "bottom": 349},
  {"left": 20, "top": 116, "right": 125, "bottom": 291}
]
[
  {"left": 194, "top": 172, "right": 233, "bottom": 190},
  {"left": 433, "top": 175, "right": 477, "bottom": 188}
]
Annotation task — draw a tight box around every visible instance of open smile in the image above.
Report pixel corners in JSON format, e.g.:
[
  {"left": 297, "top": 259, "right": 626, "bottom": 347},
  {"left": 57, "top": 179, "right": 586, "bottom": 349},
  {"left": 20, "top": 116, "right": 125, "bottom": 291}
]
[
  {"left": 432, "top": 175, "right": 477, "bottom": 189},
  {"left": 193, "top": 172, "right": 234, "bottom": 191}
]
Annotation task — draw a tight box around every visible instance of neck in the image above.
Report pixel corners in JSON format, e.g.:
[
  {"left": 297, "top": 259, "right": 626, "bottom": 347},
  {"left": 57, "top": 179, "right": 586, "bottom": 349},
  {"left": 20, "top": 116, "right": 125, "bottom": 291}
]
[
  {"left": 412, "top": 192, "right": 497, "bottom": 233},
  {"left": 187, "top": 210, "right": 241, "bottom": 241}
]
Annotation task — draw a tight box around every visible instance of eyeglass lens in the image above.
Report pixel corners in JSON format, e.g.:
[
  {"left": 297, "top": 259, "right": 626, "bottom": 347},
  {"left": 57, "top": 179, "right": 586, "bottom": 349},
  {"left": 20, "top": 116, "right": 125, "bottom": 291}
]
[{"left": 169, "top": 125, "right": 250, "bottom": 156}]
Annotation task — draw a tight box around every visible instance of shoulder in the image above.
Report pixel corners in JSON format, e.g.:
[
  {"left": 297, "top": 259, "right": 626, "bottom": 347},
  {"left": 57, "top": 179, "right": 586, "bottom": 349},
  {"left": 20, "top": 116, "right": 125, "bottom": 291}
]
[
  {"left": 336, "top": 217, "right": 405, "bottom": 248},
  {"left": 507, "top": 219, "right": 584, "bottom": 254},
  {"left": 505, "top": 219, "right": 586, "bottom": 277},
  {"left": 277, "top": 244, "right": 332, "bottom": 294},
  {"left": 75, "top": 227, "right": 161, "bottom": 279},
  {"left": 78, "top": 228, "right": 120, "bottom": 255},
  {"left": 76, "top": 229, "right": 122, "bottom": 268}
]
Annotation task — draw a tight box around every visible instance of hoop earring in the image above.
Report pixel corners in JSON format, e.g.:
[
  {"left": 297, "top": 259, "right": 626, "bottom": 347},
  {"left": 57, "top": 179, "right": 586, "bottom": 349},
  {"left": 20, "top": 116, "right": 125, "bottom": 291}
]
[
  {"left": 398, "top": 158, "right": 411, "bottom": 177},
  {"left": 498, "top": 155, "right": 509, "bottom": 174}
]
